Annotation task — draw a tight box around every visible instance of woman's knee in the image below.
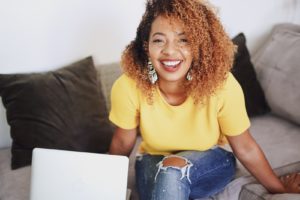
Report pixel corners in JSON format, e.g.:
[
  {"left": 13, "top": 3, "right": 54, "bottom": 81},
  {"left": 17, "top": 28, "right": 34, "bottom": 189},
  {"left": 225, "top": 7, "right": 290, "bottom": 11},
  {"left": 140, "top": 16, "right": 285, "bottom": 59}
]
[
  {"left": 154, "top": 155, "right": 193, "bottom": 184},
  {"left": 151, "top": 155, "right": 192, "bottom": 200},
  {"left": 162, "top": 156, "right": 187, "bottom": 167}
]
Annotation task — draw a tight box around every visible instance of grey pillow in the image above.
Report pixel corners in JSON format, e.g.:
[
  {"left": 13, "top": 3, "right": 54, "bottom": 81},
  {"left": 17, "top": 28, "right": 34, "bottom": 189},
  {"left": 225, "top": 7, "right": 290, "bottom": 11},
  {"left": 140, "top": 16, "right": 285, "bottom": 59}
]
[
  {"left": 95, "top": 62, "right": 122, "bottom": 111},
  {"left": 252, "top": 23, "right": 300, "bottom": 125},
  {"left": 239, "top": 161, "right": 300, "bottom": 200},
  {"left": 0, "top": 57, "right": 113, "bottom": 169}
]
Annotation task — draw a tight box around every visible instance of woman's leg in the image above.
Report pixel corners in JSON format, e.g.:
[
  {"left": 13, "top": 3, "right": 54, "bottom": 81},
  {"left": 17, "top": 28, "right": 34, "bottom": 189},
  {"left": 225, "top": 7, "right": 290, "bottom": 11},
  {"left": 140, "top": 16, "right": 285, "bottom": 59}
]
[
  {"left": 152, "top": 147, "right": 236, "bottom": 200},
  {"left": 135, "top": 154, "right": 164, "bottom": 200},
  {"left": 135, "top": 147, "right": 236, "bottom": 200},
  {"left": 177, "top": 147, "right": 237, "bottom": 199},
  {"left": 151, "top": 155, "right": 193, "bottom": 200}
]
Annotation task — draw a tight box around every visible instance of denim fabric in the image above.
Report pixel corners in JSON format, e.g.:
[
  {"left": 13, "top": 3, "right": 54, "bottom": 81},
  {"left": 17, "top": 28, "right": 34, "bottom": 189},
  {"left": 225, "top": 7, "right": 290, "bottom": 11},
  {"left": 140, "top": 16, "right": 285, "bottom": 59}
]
[{"left": 135, "top": 147, "right": 236, "bottom": 200}]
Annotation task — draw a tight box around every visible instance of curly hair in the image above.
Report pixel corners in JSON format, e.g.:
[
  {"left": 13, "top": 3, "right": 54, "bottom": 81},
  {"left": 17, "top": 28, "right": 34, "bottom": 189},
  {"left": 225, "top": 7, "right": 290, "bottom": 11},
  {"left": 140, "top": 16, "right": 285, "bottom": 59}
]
[{"left": 121, "top": 0, "right": 236, "bottom": 104}]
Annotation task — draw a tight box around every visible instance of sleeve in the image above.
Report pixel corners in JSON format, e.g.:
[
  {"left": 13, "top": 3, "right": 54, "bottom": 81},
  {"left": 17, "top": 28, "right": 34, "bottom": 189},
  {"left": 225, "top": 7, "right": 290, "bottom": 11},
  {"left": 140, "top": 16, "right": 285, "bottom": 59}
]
[
  {"left": 217, "top": 73, "right": 251, "bottom": 136},
  {"left": 109, "top": 75, "right": 140, "bottom": 129}
]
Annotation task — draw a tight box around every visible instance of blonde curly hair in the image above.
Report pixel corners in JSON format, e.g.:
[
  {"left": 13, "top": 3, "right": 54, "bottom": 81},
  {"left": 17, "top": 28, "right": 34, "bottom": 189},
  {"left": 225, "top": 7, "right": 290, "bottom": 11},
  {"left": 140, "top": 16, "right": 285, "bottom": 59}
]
[{"left": 121, "top": 0, "right": 236, "bottom": 104}]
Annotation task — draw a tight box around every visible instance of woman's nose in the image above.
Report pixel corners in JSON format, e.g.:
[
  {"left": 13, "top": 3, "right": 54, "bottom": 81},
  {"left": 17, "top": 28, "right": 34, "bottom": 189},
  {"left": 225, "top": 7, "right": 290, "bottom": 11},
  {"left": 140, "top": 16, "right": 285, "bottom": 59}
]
[{"left": 161, "top": 42, "right": 177, "bottom": 55}]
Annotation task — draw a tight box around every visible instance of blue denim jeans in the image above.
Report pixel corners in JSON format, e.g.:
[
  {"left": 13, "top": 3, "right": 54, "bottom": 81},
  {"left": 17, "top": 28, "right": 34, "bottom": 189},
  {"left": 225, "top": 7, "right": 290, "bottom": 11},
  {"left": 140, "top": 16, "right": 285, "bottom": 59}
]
[{"left": 135, "top": 147, "right": 236, "bottom": 200}]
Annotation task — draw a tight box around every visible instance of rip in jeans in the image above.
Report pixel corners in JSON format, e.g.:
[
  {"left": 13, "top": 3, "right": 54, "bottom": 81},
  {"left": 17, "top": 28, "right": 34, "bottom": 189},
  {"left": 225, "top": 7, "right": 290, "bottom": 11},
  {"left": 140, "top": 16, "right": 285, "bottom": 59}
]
[{"left": 154, "top": 155, "right": 194, "bottom": 184}]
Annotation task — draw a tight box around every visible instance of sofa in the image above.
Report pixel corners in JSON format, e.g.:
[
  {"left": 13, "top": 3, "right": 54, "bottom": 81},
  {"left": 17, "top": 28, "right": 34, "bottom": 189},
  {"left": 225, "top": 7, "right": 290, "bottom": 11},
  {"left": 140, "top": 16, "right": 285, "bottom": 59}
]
[{"left": 0, "top": 23, "right": 300, "bottom": 200}]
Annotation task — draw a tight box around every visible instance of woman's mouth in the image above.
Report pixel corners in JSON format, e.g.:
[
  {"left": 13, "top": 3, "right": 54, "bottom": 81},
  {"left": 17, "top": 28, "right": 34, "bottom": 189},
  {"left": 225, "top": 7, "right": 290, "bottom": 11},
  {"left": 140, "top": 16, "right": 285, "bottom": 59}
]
[{"left": 160, "top": 60, "right": 182, "bottom": 72}]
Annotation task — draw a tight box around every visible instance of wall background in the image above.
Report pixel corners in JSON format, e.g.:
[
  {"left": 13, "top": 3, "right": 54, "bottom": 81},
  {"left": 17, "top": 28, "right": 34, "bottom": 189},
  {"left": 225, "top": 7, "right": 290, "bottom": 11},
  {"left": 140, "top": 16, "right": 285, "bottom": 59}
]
[{"left": 0, "top": 0, "right": 299, "bottom": 148}]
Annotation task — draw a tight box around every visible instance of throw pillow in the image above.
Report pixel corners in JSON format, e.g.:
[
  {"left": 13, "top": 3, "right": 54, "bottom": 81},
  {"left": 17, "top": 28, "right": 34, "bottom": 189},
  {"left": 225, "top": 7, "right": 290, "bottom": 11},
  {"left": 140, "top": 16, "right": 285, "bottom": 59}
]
[
  {"left": 0, "top": 57, "right": 113, "bottom": 169},
  {"left": 251, "top": 23, "right": 300, "bottom": 125},
  {"left": 231, "top": 33, "right": 271, "bottom": 117}
]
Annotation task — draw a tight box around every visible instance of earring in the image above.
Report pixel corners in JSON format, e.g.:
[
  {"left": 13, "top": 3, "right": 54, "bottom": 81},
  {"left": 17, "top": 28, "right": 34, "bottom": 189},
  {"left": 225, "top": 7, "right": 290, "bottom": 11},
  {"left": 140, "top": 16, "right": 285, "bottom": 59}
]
[
  {"left": 186, "top": 70, "right": 192, "bottom": 81},
  {"left": 148, "top": 60, "right": 158, "bottom": 84}
]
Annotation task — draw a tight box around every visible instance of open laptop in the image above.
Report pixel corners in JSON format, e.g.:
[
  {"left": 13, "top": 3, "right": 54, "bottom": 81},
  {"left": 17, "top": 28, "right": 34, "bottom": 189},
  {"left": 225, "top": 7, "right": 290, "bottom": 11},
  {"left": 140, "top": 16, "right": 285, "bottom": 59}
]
[{"left": 30, "top": 148, "right": 129, "bottom": 200}]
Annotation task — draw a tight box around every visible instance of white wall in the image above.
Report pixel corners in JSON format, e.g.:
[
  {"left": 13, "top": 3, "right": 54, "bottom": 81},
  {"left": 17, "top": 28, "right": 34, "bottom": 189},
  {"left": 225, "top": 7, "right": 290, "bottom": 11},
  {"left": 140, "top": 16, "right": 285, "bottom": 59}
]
[
  {"left": 0, "top": 0, "right": 145, "bottom": 73},
  {"left": 211, "top": 0, "right": 300, "bottom": 54},
  {"left": 0, "top": 0, "right": 299, "bottom": 148}
]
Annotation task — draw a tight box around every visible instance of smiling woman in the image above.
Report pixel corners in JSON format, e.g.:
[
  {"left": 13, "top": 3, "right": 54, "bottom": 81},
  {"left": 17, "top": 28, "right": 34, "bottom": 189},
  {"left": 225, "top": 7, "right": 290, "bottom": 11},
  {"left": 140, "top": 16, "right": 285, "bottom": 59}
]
[
  {"left": 108, "top": 0, "right": 300, "bottom": 199},
  {"left": 148, "top": 16, "right": 193, "bottom": 105},
  {"left": 121, "top": 0, "right": 235, "bottom": 105}
]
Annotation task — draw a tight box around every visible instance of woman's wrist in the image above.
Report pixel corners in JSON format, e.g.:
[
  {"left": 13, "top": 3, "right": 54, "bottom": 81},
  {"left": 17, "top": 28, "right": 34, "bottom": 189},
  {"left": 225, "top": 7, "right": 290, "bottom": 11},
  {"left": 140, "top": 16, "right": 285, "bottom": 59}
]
[{"left": 267, "top": 182, "right": 286, "bottom": 194}]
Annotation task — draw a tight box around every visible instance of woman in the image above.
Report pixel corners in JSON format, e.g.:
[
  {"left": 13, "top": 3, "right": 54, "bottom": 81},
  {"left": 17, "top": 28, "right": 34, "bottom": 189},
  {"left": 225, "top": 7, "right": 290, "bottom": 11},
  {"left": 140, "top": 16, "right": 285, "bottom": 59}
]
[{"left": 109, "top": 0, "right": 300, "bottom": 199}]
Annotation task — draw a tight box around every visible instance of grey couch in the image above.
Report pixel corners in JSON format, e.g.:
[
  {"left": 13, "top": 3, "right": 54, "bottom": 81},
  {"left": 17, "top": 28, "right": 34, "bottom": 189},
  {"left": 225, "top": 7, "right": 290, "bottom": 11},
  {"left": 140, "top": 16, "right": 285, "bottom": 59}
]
[{"left": 0, "top": 23, "right": 300, "bottom": 200}]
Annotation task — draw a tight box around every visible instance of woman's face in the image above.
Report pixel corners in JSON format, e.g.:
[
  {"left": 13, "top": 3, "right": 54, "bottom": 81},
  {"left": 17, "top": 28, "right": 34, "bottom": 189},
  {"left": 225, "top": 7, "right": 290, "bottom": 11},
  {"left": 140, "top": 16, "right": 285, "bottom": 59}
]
[{"left": 148, "top": 15, "right": 193, "bottom": 84}]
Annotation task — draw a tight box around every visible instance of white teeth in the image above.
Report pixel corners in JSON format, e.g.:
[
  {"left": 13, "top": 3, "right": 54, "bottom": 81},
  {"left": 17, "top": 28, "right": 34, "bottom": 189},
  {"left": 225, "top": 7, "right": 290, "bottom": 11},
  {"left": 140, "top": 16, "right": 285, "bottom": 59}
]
[{"left": 162, "top": 61, "right": 181, "bottom": 67}]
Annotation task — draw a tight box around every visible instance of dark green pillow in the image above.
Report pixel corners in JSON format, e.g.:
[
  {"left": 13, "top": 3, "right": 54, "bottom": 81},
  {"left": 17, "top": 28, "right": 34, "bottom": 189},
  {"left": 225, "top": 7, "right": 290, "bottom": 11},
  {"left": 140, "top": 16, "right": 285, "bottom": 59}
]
[
  {"left": 232, "top": 33, "right": 270, "bottom": 117},
  {"left": 0, "top": 57, "right": 113, "bottom": 169}
]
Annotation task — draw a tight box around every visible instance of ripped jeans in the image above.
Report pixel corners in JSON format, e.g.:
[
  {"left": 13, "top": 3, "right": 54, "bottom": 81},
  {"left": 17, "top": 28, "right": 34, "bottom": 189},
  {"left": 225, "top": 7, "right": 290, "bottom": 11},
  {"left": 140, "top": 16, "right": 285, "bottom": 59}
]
[{"left": 135, "top": 147, "right": 236, "bottom": 200}]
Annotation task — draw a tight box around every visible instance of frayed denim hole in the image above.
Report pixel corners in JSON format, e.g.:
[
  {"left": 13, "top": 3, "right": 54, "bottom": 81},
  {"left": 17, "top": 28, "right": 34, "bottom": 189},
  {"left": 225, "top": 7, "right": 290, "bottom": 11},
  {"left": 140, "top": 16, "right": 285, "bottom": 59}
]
[{"left": 154, "top": 155, "right": 194, "bottom": 184}]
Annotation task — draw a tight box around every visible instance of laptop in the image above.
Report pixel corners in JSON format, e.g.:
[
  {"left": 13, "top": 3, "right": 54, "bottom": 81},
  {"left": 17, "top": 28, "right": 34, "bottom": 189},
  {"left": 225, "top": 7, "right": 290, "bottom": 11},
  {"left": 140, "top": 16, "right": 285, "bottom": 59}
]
[{"left": 30, "top": 148, "right": 129, "bottom": 200}]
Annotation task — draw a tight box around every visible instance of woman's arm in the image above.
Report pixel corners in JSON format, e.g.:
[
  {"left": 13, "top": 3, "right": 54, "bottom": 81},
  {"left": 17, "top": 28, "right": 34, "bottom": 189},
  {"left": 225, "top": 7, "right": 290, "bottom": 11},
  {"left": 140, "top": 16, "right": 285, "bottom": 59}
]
[
  {"left": 227, "top": 129, "right": 300, "bottom": 193},
  {"left": 109, "top": 127, "right": 137, "bottom": 157}
]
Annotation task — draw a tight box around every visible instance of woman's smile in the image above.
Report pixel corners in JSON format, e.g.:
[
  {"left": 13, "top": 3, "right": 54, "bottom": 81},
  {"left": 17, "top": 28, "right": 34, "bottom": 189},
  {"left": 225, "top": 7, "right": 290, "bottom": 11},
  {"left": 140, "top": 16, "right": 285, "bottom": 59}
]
[{"left": 159, "top": 59, "right": 182, "bottom": 72}]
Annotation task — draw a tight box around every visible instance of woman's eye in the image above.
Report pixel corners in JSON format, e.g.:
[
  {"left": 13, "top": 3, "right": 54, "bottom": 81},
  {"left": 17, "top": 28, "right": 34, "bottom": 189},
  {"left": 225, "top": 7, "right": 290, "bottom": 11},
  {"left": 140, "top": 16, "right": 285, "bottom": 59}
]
[
  {"left": 153, "top": 39, "right": 163, "bottom": 43},
  {"left": 179, "top": 38, "right": 188, "bottom": 43}
]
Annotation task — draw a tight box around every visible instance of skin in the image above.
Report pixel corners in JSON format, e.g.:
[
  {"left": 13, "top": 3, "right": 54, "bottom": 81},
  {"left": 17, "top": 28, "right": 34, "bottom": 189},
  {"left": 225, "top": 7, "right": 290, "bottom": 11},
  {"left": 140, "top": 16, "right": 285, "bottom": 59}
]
[
  {"left": 148, "top": 16, "right": 193, "bottom": 106},
  {"left": 109, "top": 15, "right": 300, "bottom": 194}
]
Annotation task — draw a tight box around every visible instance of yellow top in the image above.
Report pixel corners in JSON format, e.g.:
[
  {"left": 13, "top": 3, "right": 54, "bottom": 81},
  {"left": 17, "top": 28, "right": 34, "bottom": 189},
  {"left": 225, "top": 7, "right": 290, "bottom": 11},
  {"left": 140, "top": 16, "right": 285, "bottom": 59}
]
[{"left": 109, "top": 73, "right": 250, "bottom": 155}]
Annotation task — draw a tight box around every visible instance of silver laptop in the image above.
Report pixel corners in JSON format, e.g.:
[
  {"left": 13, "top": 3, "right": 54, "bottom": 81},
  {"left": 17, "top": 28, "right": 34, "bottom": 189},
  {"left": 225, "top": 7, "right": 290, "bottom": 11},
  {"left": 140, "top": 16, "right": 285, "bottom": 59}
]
[{"left": 30, "top": 148, "right": 129, "bottom": 200}]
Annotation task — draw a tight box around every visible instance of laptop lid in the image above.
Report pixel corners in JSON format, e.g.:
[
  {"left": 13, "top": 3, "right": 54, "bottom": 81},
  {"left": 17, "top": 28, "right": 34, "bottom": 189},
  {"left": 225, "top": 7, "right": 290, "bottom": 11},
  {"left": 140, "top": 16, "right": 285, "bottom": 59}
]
[{"left": 30, "top": 148, "right": 129, "bottom": 200}]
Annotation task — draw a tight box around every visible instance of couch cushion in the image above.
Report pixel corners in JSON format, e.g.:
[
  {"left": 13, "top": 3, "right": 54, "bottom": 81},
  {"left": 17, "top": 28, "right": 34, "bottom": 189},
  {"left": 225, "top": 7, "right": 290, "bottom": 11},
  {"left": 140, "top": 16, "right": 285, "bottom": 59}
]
[
  {"left": 249, "top": 114, "right": 300, "bottom": 170},
  {"left": 0, "top": 57, "right": 113, "bottom": 169},
  {"left": 0, "top": 148, "right": 30, "bottom": 200},
  {"left": 239, "top": 161, "right": 300, "bottom": 200},
  {"left": 252, "top": 23, "right": 300, "bottom": 125},
  {"left": 231, "top": 33, "right": 270, "bottom": 117}
]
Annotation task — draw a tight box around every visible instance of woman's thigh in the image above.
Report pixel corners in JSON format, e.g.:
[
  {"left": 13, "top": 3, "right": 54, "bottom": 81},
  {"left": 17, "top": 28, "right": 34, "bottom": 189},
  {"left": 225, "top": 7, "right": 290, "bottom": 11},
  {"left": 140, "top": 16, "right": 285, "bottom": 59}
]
[
  {"left": 135, "top": 154, "right": 164, "bottom": 200},
  {"left": 176, "top": 148, "right": 236, "bottom": 199},
  {"left": 135, "top": 147, "right": 236, "bottom": 200}
]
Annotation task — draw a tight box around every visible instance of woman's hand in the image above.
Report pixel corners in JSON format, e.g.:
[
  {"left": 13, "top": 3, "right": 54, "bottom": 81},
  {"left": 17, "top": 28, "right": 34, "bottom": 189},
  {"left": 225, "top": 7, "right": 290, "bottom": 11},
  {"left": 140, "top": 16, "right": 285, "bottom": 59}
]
[{"left": 280, "top": 173, "right": 300, "bottom": 193}]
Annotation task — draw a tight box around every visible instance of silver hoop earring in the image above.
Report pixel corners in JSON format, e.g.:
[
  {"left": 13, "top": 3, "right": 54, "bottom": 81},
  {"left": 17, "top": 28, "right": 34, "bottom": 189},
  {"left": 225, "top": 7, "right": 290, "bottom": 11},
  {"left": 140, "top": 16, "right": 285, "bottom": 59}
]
[
  {"left": 148, "top": 60, "right": 158, "bottom": 84},
  {"left": 186, "top": 70, "right": 192, "bottom": 81}
]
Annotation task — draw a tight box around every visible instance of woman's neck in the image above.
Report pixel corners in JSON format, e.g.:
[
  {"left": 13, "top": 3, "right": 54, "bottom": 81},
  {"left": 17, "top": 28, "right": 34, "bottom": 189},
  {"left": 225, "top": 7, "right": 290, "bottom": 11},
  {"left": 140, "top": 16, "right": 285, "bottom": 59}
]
[{"left": 158, "top": 80, "right": 187, "bottom": 105}]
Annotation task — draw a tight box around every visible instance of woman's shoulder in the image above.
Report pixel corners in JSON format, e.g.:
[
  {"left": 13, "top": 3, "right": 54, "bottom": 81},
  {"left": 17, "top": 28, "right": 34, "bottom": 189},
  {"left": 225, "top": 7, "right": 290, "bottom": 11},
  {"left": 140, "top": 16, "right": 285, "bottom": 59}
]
[
  {"left": 220, "top": 72, "right": 241, "bottom": 92},
  {"left": 111, "top": 74, "right": 141, "bottom": 99},
  {"left": 113, "top": 73, "right": 137, "bottom": 88},
  {"left": 216, "top": 72, "right": 244, "bottom": 102},
  {"left": 214, "top": 72, "right": 243, "bottom": 100}
]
